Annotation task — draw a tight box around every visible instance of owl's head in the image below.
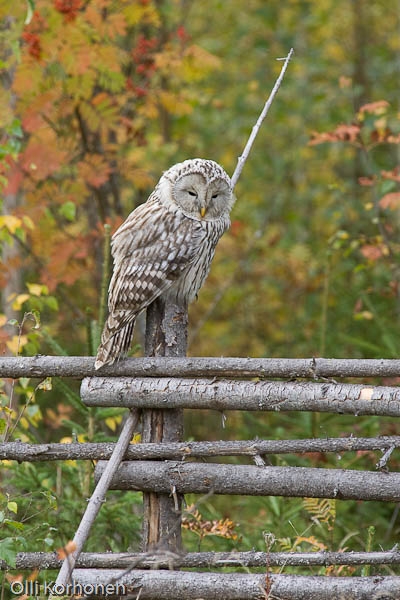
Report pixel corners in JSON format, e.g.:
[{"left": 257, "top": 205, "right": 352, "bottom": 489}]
[{"left": 159, "top": 158, "right": 234, "bottom": 221}]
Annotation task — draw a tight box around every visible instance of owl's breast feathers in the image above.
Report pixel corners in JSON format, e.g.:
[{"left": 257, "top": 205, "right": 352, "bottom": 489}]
[{"left": 108, "top": 198, "right": 228, "bottom": 317}]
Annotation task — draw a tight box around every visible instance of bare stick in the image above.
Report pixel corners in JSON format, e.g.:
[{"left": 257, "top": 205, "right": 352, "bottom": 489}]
[
  {"left": 231, "top": 47, "right": 294, "bottom": 190},
  {"left": 4, "top": 549, "right": 400, "bottom": 570},
  {"left": 50, "top": 409, "right": 139, "bottom": 597}
]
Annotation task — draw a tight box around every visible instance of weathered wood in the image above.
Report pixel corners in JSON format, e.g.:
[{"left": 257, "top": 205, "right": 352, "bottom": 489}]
[
  {"left": 1, "top": 435, "right": 399, "bottom": 462},
  {"left": 81, "top": 377, "right": 400, "bottom": 416},
  {"left": 72, "top": 570, "right": 400, "bottom": 600},
  {"left": 2, "top": 356, "right": 400, "bottom": 379},
  {"left": 4, "top": 549, "right": 400, "bottom": 570},
  {"left": 141, "top": 299, "right": 187, "bottom": 552},
  {"left": 96, "top": 461, "right": 400, "bottom": 502}
]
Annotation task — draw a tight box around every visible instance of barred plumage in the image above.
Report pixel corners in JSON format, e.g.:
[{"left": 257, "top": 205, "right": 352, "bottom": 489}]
[{"left": 95, "top": 158, "right": 234, "bottom": 369}]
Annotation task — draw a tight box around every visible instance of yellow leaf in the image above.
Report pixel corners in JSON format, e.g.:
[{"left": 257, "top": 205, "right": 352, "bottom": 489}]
[
  {"left": 19, "top": 416, "right": 29, "bottom": 430},
  {"left": 38, "top": 377, "right": 52, "bottom": 391},
  {"left": 6, "top": 335, "right": 28, "bottom": 354},
  {"left": 123, "top": 3, "right": 160, "bottom": 27},
  {"left": 182, "top": 45, "right": 221, "bottom": 81},
  {"left": 0, "top": 314, "right": 7, "bottom": 328},
  {"left": 158, "top": 90, "right": 193, "bottom": 116},
  {"left": 26, "top": 283, "right": 48, "bottom": 296},
  {"left": 22, "top": 216, "right": 35, "bottom": 230},
  {"left": 105, "top": 415, "right": 122, "bottom": 431},
  {"left": 11, "top": 294, "right": 30, "bottom": 310},
  {"left": 0, "top": 215, "right": 22, "bottom": 234}
]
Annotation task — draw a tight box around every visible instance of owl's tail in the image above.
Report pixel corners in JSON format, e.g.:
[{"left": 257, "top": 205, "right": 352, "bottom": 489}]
[{"left": 94, "top": 316, "right": 136, "bottom": 370}]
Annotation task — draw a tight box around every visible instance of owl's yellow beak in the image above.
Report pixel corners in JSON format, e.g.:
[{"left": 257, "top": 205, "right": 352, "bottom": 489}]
[{"left": 200, "top": 207, "right": 207, "bottom": 218}]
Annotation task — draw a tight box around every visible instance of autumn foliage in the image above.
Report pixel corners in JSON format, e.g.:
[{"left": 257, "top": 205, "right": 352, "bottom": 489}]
[
  {"left": 1, "top": 0, "right": 400, "bottom": 580},
  {"left": 0, "top": 0, "right": 219, "bottom": 354}
]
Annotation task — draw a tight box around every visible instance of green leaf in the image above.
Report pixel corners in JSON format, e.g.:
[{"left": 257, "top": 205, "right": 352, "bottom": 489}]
[
  {"left": 7, "top": 501, "right": 17, "bottom": 514},
  {"left": 45, "top": 296, "right": 59, "bottom": 311},
  {"left": 44, "top": 536, "right": 55, "bottom": 547},
  {"left": 4, "top": 519, "right": 24, "bottom": 532},
  {"left": 59, "top": 201, "right": 76, "bottom": 222},
  {"left": 0, "top": 538, "right": 18, "bottom": 568}
]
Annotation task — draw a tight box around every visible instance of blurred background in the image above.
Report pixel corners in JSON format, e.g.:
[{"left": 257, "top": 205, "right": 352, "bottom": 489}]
[{"left": 1, "top": 0, "right": 400, "bottom": 574}]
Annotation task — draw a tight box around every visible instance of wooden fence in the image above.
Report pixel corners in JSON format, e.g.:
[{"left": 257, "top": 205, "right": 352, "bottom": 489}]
[{"left": 1, "top": 303, "right": 400, "bottom": 598}]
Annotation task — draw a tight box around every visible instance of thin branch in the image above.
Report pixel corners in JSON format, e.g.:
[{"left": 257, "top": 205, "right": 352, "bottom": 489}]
[
  {"left": 3, "top": 549, "right": 400, "bottom": 570},
  {"left": 50, "top": 409, "right": 139, "bottom": 596},
  {"left": 1, "top": 436, "right": 400, "bottom": 462},
  {"left": 231, "top": 48, "right": 294, "bottom": 189},
  {"left": 3, "top": 356, "right": 400, "bottom": 379}
]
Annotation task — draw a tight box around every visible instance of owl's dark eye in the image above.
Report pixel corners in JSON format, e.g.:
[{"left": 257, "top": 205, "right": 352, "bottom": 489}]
[
  {"left": 211, "top": 193, "right": 219, "bottom": 200},
  {"left": 188, "top": 190, "right": 197, "bottom": 198}
]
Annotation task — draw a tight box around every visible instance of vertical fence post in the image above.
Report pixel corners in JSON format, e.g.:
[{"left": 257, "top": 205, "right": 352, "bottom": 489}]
[{"left": 142, "top": 298, "right": 187, "bottom": 551}]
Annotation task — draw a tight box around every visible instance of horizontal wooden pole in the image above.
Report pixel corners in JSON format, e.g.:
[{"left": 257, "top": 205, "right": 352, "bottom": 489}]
[
  {"left": 3, "top": 550, "right": 400, "bottom": 571},
  {"left": 72, "top": 570, "right": 400, "bottom": 600},
  {"left": 1, "top": 356, "right": 400, "bottom": 379},
  {"left": 82, "top": 377, "right": 400, "bottom": 416},
  {"left": 95, "top": 461, "right": 400, "bottom": 502},
  {"left": 1, "top": 436, "right": 399, "bottom": 462}
]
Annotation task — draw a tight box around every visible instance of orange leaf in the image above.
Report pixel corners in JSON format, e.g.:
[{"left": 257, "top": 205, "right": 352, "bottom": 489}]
[
  {"left": 77, "top": 154, "right": 112, "bottom": 188},
  {"left": 20, "top": 134, "right": 68, "bottom": 181},
  {"left": 308, "top": 131, "right": 337, "bottom": 146},
  {"left": 57, "top": 540, "right": 77, "bottom": 560},
  {"left": 333, "top": 124, "right": 361, "bottom": 142},
  {"left": 358, "top": 100, "right": 389, "bottom": 116},
  {"left": 379, "top": 192, "right": 400, "bottom": 210},
  {"left": 360, "top": 244, "right": 384, "bottom": 261},
  {"left": 387, "top": 133, "right": 400, "bottom": 144},
  {"left": 381, "top": 167, "right": 400, "bottom": 183},
  {"left": 358, "top": 176, "right": 375, "bottom": 187}
]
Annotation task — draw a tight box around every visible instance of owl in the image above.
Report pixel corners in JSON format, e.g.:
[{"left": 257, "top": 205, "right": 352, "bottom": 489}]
[{"left": 95, "top": 158, "right": 234, "bottom": 369}]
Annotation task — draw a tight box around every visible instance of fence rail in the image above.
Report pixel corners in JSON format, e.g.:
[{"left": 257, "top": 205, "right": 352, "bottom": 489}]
[
  {"left": 1, "top": 355, "right": 400, "bottom": 599},
  {"left": 81, "top": 376, "right": 400, "bottom": 415},
  {"left": 3, "top": 550, "right": 400, "bottom": 570},
  {"left": 72, "top": 570, "right": 400, "bottom": 600},
  {"left": 1, "top": 435, "right": 399, "bottom": 461},
  {"left": 2, "top": 355, "right": 400, "bottom": 379},
  {"left": 95, "top": 460, "right": 400, "bottom": 502}
]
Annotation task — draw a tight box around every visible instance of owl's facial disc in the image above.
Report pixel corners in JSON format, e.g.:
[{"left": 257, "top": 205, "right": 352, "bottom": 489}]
[{"left": 173, "top": 173, "right": 232, "bottom": 220}]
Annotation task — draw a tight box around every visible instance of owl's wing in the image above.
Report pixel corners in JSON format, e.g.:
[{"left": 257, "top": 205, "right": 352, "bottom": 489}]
[{"left": 108, "top": 199, "right": 206, "bottom": 320}]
